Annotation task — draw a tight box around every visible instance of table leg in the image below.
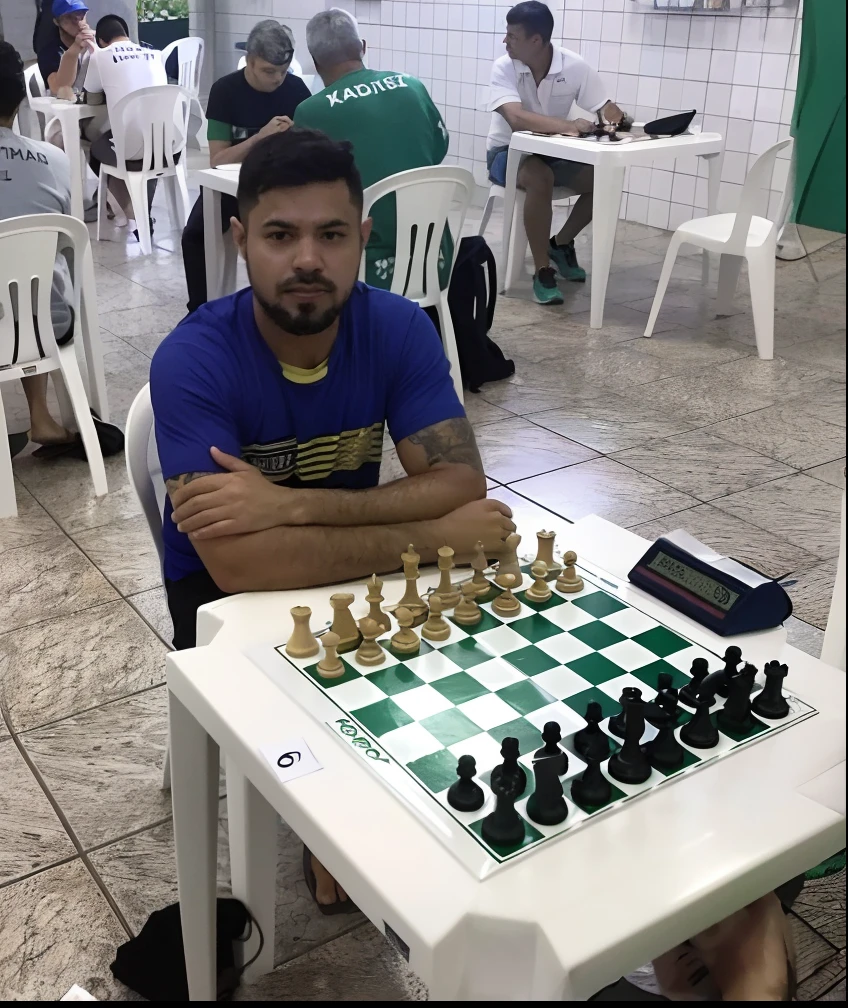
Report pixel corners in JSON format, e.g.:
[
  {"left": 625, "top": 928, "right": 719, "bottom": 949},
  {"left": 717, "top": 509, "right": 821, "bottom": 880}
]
[
  {"left": 203, "top": 186, "right": 225, "bottom": 302},
  {"left": 499, "top": 147, "right": 521, "bottom": 294},
  {"left": 226, "top": 762, "right": 277, "bottom": 981},
  {"left": 61, "top": 110, "right": 84, "bottom": 221},
  {"left": 589, "top": 160, "right": 625, "bottom": 329},
  {"left": 701, "top": 150, "right": 724, "bottom": 284},
  {"left": 169, "top": 690, "right": 218, "bottom": 1001}
]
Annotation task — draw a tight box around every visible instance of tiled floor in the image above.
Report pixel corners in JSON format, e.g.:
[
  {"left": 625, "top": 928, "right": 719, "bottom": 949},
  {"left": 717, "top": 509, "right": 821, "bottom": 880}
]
[{"left": 0, "top": 167, "right": 844, "bottom": 999}]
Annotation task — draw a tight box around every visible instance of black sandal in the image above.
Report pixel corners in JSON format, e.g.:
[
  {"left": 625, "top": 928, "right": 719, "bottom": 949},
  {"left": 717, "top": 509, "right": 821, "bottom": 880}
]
[{"left": 302, "top": 846, "right": 359, "bottom": 916}]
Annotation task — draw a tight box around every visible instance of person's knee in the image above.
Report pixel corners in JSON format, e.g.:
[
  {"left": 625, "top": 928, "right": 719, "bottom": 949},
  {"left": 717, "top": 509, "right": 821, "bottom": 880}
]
[{"left": 518, "top": 157, "right": 554, "bottom": 195}]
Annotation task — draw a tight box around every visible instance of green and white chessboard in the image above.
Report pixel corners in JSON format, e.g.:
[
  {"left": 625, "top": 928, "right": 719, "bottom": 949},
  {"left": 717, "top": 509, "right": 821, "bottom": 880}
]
[{"left": 250, "top": 566, "right": 817, "bottom": 876}]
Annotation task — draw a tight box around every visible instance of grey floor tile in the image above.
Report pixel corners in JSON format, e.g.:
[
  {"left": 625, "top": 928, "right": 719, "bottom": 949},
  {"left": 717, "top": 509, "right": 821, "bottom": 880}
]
[
  {"left": 711, "top": 474, "right": 843, "bottom": 560},
  {"left": 463, "top": 394, "right": 513, "bottom": 427},
  {"left": 99, "top": 340, "right": 154, "bottom": 428},
  {"left": 784, "top": 617, "right": 825, "bottom": 658},
  {"left": 476, "top": 416, "right": 598, "bottom": 483},
  {"left": 508, "top": 457, "right": 699, "bottom": 527},
  {"left": 528, "top": 393, "right": 698, "bottom": 453},
  {"left": 814, "top": 972, "right": 846, "bottom": 1001},
  {"left": 630, "top": 502, "right": 819, "bottom": 580},
  {"left": 0, "top": 483, "right": 62, "bottom": 550},
  {"left": 481, "top": 380, "right": 606, "bottom": 415},
  {"left": 633, "top": 327, "right": 752, "bottom": 370},
  {"left": 484, "top": 485, "right": 575, "bottom": 542},
  {"left": 784, "top": 558, "right": 840, "bottom": 630},
  {"left": 779, "top": 332, "right": 846, "bottom": 377},
  {"left": 0, "top": 533, "right": 118, "bottom": 635},
  {"left": 790, "top": 913, "right": 842, "bottom": 986},
  {"left": 234, "top": 924, "right": 427, "bottom": 1001},
  {"left": 805, "top": 459, "right": 846, "bottom": 489},
  {"left": 698, "top": 308, "right": 845, "bottom": 351},
  {"left": 99, "top": 301, "right": 186, "bottom": 344},
  {"left": 0, "top": 599, "right": 166, "bottom": 733},
  {"left": 20, "top": 688, "right": 171, "bottom": 850},
  {"left": 492, "top": 295, "right": 565, "bottom": 330},
  {"left": 793, "top": 868, "right": 845, "bottom": 950},
  {"left": 0, "top": 737, "right": 76, "bottom": 883},
  {"left": 73, "top": 515, "right": 163, "bottom": 596},
  {"left": 795, "top": 947, "right": 844, "bottom": 1001},
  {"left": 706, "top": 406, "right": 846, "bottom": 470},
  {"left": 611, "top": 430, "right": 795, "bottom": 501},
  {"left": 791, "top": 381, "right": 846, "bottom": 429},
  {"left": 127, "top": 587, "right": 174, "bottom": 648}
]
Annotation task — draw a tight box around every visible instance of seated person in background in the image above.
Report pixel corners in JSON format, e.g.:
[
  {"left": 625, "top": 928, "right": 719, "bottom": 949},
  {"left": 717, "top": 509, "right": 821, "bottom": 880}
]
[
  {"left": 0, "top": 41, "right": 78, "bottom": 449},
  {"left": 487, "top": 1, "right": 623, "bottom": 305},
  {"left": 83, "top": 14, "right": 173, "bottom": 241},
  {"left": 180, "top": 20, "right": 310, "bottom": 313},
  {"left": 295, "top": 8, "right": 450, "bottom": 290},
  {"left": 37, "top": 0, "right": 95, "bottom": 98}
]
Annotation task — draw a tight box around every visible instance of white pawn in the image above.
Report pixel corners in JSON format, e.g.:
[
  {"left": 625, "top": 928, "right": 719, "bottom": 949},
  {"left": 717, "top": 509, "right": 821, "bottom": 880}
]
[
  {"left": 556, "top": 551, "right": 584, "bottom": 593},
  {"left": 525, "top": 561, "right": 552, "bottom": 602},
  {"left": 492, "top": 572, "right": 522, "bottom": 616},
  {"left": 317, "top": 631, "right": 344, "bottom": 679},
  {"left": 454, "top": 581, "right": 482, "bottom": 626},
  {"left": 422, "top": 594, "right": 451, "bottom": 641},
  {"left": 355, "top": 617, "right": 386, "bottom": 666}
]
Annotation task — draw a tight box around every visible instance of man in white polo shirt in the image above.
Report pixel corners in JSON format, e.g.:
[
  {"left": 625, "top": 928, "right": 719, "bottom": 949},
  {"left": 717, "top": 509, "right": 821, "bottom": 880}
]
[{"left": 487, "top": 1, "right": 623, "bottom": 304}]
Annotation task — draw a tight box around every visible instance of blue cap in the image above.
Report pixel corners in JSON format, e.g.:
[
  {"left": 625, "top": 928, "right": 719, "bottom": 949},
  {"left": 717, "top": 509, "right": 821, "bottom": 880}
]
[{"left": 53, "top": 0, "right": 89, "bottom": 16}]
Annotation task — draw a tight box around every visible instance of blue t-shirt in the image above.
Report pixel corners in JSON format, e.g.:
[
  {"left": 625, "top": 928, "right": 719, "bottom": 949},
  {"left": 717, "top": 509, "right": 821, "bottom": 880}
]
[{"left": 151, "top": 283, "right": 463, "bottom": 582}]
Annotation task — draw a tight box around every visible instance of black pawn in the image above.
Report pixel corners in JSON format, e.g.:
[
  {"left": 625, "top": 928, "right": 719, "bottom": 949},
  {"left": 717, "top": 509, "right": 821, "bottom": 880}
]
[
  {"left": 608, "top": 698, "right": 652, "bottom": 785},
  {"left": 716, "top": 669, "right": 756, "bottom": 734},
  {"left": 570, "top": 757, "right": 612, "bottom": 808},
  {"left": 481, "top": 774, "right": 525, "bottom": 846},
  {"left": 447, "top": 755, "right": 485, "bottom": 812},
  {"left": 646, "top": 710, "right": 686, "bottom": 771},
  {"left": 654, "top": 671, "right": 674, "bottom": 699},
  {"left": 526, "top": 755, "right": 568, "bottom": 826},
  {"left": 679, "top": 658, "right": 709, "bottom": 707},
  {"left": 573, "top": 702, "right": 613, "bottom": 761},
  {"left": 608, "top": 687, "right": 642, "bottom": 739},
  {"left": 534, "top": 721, "right": 568, "bottom": 777},
  {"left": 680, "top": 697, "right": 719, "bottom": 749},
  {"left": 717, "top": 646, "right": 743, "bottom": 696},
  {"left": 751, "top": 661, "right": 790, "bottom": 720},
  {"left": 490, "top": 736, "right": 527, "bottom": 794},
  {"left": 739, "top": 662, "right": 758, "bottom": 695}
]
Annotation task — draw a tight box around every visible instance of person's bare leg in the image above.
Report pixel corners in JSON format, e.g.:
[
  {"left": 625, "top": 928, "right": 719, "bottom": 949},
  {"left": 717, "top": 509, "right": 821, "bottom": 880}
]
[
  {"left": 518, "top": 156, "right": 556, "bottom": 272},
  {"left": 107, "top": 176, "right": 134, "bottom": 220},
  {"left": 311, "top": 854, "right": 348, "bottom": 905},
  {"left": 554, "top": 166, "right": 595, "bottom": 246},
  {"left": 20, "top": 374, "right": 73, "bottom": 444}
]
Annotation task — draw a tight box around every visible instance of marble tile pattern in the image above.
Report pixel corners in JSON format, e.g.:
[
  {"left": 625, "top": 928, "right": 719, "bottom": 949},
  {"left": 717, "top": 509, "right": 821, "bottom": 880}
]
[{"left": 0, "top": 203, "right": 843, "bottom": 1001}]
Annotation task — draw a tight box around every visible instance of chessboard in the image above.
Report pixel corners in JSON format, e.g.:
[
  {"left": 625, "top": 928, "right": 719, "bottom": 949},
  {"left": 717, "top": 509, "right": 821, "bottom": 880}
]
[{"left": 246, "top": 544, "right": 818, "bottom": 878}]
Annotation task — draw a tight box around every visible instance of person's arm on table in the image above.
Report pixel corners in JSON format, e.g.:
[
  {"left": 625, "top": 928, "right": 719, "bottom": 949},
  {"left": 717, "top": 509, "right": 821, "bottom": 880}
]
[
  {"left": 496, "top": 102, "right": 594, "bottom": 137},
  {"left": 43, "top": 25, "right": 94, "bottom": 94},
  {"left": 208, "top": 116, "right": 292, "bottom": 167}
]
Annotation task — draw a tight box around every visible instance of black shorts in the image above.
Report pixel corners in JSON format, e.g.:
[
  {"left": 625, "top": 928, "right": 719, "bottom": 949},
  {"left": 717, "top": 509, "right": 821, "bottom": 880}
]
[{"left": 165, "top": 568, "right": 230, "bottom": 650}]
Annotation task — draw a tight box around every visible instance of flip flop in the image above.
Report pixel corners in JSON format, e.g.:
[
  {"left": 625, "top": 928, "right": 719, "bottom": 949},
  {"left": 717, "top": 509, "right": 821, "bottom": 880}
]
[{"left": 302, "top": 846, "right": 359, "bottom": 916}]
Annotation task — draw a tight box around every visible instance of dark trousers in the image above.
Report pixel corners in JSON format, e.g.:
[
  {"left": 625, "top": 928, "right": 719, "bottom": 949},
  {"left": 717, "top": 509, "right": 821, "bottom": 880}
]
[
  {"left": 165, "top": 569, "right": 230, "bottom": 649},
  {"left": 181, "top": 192, "right": 240, "bottom": 313},
  {"left": 88, "top": 131, "right": 160, "bottom": 208}
]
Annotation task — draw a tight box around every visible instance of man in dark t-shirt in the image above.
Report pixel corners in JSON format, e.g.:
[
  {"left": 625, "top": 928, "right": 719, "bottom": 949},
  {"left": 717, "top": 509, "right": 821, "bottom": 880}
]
[{"left": 180, "top": 19, "right": 310, "bottom": 312}]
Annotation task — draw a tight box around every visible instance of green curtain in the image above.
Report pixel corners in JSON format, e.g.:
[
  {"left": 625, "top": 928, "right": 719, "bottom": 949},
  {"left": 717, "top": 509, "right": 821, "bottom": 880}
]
[{"left": 792, "top": 0, "right": 846, "bottom": 233}]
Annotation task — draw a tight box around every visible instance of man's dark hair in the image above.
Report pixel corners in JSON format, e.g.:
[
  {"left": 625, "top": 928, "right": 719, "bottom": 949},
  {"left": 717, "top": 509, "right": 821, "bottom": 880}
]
[
  {"left": 238, "top": 128, "right": 363, "bottom": 220},
  {"left": 0, "top": 41, "right": 26, "bottom": 120},
  {"left": 96, "top": 14, "right": 129, "bottom": 45},
  {"left": 506, "top": 1, "right": 554, "bottom": 44}
]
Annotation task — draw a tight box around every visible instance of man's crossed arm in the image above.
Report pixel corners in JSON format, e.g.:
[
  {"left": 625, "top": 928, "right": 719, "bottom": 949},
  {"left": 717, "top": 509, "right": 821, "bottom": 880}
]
[{"left": 165, "top": 417, "right": 515, "bottom": 594}]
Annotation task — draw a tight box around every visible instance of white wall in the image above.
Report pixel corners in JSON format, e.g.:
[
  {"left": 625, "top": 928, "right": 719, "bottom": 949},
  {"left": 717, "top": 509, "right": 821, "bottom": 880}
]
[{"left": 192, "top": 0, "right": 801, "bottom": 226}]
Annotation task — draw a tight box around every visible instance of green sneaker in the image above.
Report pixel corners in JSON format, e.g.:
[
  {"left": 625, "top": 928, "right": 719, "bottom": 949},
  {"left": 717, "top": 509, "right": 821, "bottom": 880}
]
[
  {"left": 549, "top": 239, "right": 587, "bottom": 282},
  {"left": 532, "top": 266, "right": 564, "bottom": 305}
]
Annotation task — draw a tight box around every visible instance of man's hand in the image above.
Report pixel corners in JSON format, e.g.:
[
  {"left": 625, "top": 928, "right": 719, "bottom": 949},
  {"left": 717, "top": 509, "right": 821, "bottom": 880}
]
[
  {"left": 256, "top": 115, "right": 293, "bottom": 141},
  {"left": 601, "top": 101, "right": 624, "bottom": 125},
  {"left": 433, "top": 498, "right": 516, "bottom": 560},
  {"left": 563, "top": 117, "right": 593, "bottom": 136},
  {"left": 170, "top": 447, "right": 305, "bottom": 539},
  {"left": 71, "top": 25, "right": 96, "bottom": 55}
]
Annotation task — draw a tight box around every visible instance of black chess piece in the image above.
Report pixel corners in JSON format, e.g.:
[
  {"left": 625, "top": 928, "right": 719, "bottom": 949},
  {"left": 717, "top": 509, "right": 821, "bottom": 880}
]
[
  {"left": 679, "top": 658, "right": 709, "bottom": 707},
  {"left": 717, "top": 646, "right": 743, "bottom": 696},
  {"left": 738, "top": 662, "right": 758, "bottom": 694},
  {"left": 608, "top": 687, "right": 642, "bottom": 739},
  {"left": 697, "top": 668, "right": 729, "bottom": 703},
  {"left": 716, "top": 668, "right": 756, "bottom": 734},
  {"left": 481, "top": 774, "right": 525, "bottom": 846},
  {"left": 654, "top": 671, "right": 674, "bottom": 699},
  {"left": 570, "top": 757, "right": 612, "bottom": 807},
  {"left": 680, "top": 696, "right": 719, "bottom": 749},
  {"left": 533, "top": 721, "right": 568, "bottom": 777},
  {"left": 751, "top": 661, "right": 790, "bottom": 719},
  {"left": 490, "top": 737, "right": 527, "bottom": 794},
  {"left": 573, "top": 702, "right": 613, "bottom": 761},
  {"left": 646, "top": 709, "right": 686, "bottom": 771},
  {"left": 447, "top": 755, "right": 485, "bottom": 812},
  {"left": 645, "top": 672, "right": 676, "bottom": 727},
  {"left": 608, "top": 697, "right": 652, "bottom": 785},
  {"left": 526, "top": 755, "right": 568, "bottom": 826}
]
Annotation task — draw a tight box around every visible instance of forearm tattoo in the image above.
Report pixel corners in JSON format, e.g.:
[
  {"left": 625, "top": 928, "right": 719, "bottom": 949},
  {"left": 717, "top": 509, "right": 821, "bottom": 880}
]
[
  {"left": 408, "top": 417, "right": 484, "bottom": 471},
  {"left": 165, "top": 471, "right": 216, "bottom": 496}
]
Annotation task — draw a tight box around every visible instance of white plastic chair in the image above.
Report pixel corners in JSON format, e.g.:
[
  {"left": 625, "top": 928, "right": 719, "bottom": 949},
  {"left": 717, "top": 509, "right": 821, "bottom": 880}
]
[
  {"left": 821, "top": 482, "right": 846, "bottom": 671},
  {"left": 160, "top": 37, "right": 205, "bottom": 147},
  {"left": 361, "top": 165, "right": 475, "bottom": 404},
  {"left": 478, "top": 182, "right": 578, "bottom": 292},
  {"left": 643, "top": 139, "right": 794, "bottom": 360},
  {"left": 95, "top": 85, "right": 191, "bottom": 255},
  {"left": 17, "top": 64, "right": 50, "bottom": 139},
  {"left": 0, "top": 213, "right": 108, "bottom": 518}
]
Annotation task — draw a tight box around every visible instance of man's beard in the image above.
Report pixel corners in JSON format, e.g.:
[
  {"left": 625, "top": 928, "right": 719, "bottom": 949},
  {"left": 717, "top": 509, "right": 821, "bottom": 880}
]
[{"left": 249, "top": 267, "right": 347, "bottom": 336}]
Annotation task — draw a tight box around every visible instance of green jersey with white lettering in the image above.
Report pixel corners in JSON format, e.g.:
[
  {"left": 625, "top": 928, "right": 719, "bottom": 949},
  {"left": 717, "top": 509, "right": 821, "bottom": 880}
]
[{"left": 294, "top": 68, "right": 451, "bottom": 289}]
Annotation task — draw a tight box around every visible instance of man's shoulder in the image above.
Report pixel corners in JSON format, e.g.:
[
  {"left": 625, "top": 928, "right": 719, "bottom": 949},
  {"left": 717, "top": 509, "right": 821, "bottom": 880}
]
[
  {"left": 349, "top": 283, "right": 424, "bottom": 338},
  {"left": 293, "top": 88, "right": 324, "bottom": 120},
  {"left": 152, "top": 294, "right": 247, "bottom": 372},
  {"left": 556, "top": 46, "right": 590, "bottom": 70},
  {"left": 209, "top": 70, "right": 241, "bottom": 98},
  {"left": 491, "top": 53, "right": 518, "bottom": 75}
]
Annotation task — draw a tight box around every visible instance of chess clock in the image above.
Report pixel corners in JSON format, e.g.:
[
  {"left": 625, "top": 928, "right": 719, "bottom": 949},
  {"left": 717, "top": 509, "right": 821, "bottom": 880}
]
[{"left": 628, "top": 535, "right": 792, "bottom": 637}]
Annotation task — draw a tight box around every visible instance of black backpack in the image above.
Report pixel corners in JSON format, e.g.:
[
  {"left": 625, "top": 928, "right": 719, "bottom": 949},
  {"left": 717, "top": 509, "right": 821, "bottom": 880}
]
[{"left": 427, "top": 236, "right": 515, "bottom": 394}]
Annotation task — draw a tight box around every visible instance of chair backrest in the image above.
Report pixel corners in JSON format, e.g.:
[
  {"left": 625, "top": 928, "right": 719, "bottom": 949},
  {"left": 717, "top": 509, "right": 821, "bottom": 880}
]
[
  {"left": 160, "top": 36, "right": 204, "bottom": 96},
  {"left": 728, "top": 138, "right": 794, "bottom": 250},
  {"left": 109, "top": 84, "right": 189, "bottom": 172},
  {"left": 16, "top": 65, "right": 47, "bottom": 138},
  {"left": 360, "top": 166, "right": 476, "bottom": 305},
  {"left": 24, "top": 64, "right": 46, "bottom": 98},
  {"left": 125, "top": 383, "right": 166, "bottom": 576},
  {"left": 0, "top": 213, "right": 89, "bottom": 370}
]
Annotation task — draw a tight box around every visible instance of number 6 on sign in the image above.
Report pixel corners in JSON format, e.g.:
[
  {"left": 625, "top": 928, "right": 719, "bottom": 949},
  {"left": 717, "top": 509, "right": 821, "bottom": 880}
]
[{"left": 261, "top": 738, "right": 322, "bottom": 784}]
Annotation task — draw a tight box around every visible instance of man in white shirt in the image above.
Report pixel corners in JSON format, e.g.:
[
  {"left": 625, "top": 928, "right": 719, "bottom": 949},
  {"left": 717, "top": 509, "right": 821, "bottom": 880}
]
[{"left": 487, "top": 1, "right": 623, "bottom": 305}]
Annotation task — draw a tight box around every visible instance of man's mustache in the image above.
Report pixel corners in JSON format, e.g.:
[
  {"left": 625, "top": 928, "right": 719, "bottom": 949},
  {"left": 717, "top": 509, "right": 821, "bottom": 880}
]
[{"left": 278, "top": 272, "right": 336, "bottom": 294}]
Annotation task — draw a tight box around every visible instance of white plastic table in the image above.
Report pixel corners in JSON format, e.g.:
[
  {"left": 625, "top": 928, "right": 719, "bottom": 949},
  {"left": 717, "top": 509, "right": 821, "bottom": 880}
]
[
  {"left": 500, "top": 131, "right": 725, "bottom": 328},
  {"left": 167, "top": 514, "right": 845, "bottom": 1000},
  {"left": 195, "top": 165, "right": 240, "bottom": 302},
  {"left": 28, "top": 97, "right": 98, "bottom": 221}
]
